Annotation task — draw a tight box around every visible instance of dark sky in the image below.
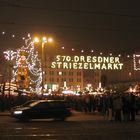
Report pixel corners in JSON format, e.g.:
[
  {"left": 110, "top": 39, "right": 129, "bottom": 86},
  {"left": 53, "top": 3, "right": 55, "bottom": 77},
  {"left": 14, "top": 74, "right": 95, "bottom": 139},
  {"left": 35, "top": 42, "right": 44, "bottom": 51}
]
[{"left": 0, "top": 0, "right": 140, "bottom": 55}]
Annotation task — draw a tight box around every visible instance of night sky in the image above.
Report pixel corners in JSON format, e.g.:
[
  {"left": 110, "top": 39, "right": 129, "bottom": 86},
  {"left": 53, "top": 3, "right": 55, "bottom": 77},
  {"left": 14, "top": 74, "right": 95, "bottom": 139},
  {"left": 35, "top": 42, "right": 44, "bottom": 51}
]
[{"left": 0, "top": 0, "right": 140, "bottom": 55}]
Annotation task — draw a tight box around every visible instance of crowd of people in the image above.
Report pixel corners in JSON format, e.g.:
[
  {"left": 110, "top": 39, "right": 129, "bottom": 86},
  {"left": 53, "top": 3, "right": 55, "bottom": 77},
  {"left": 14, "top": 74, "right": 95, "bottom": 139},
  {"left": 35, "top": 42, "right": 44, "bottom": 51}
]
[
  {"left": 0, "top": 92, "right": 140, "bottom": 122},
  {"left": 66, "top": 92, "right": 140, "bottom": 122}
]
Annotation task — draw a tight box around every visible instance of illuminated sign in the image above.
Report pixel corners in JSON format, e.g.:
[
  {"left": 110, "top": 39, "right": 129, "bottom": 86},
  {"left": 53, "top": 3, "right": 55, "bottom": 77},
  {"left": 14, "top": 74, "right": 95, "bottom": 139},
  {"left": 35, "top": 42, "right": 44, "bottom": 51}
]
[
  {"left": 51, "top": 55, "right": 124, "bottom": 70},
  {"left": 133, "top": 54, "right": 140, "bottom": 70}
]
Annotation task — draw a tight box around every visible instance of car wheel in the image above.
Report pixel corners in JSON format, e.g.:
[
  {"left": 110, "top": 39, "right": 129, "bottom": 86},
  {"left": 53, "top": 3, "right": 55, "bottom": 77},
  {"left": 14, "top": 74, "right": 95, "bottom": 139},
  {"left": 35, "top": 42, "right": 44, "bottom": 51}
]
[
  {"left": 19, "top": 116, "right": 30, "bottom": 122},
  {"left": 54, "top": 117, "right": 66, "bottom": 121},
  {"left": 59, "top": 117, "right": 66, "bottom": 121},
  {"left": 62, "top": 118, "right": 66, "bottom": 121}
]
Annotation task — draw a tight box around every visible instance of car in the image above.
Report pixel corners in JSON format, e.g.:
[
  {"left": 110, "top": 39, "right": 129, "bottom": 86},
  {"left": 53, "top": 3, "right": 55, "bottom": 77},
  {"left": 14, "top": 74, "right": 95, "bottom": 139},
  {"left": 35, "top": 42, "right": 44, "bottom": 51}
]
[{"left": 11, "top": 100, "right": 72, "bottom": 121}]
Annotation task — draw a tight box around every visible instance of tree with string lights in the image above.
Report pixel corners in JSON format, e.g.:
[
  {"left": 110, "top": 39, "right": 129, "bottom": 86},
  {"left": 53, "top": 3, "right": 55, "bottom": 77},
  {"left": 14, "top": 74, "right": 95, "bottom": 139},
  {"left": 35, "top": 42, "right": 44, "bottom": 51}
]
[{"left": 4, "top": 35, "right": 42, "bottom": 94}]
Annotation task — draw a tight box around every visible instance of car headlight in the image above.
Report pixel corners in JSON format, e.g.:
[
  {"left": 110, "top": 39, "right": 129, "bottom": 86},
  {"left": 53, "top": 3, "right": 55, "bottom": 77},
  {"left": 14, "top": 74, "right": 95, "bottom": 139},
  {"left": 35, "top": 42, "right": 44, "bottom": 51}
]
[{"left": 14, "top": 111, "right": 23, "bottom": 115}]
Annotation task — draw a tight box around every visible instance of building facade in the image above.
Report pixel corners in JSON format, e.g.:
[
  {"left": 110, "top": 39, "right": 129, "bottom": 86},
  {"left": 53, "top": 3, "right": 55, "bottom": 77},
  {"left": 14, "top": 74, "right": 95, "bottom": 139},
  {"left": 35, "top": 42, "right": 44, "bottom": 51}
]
[{"left": 40, "top": 47, "right": 100, "bottom": 92}]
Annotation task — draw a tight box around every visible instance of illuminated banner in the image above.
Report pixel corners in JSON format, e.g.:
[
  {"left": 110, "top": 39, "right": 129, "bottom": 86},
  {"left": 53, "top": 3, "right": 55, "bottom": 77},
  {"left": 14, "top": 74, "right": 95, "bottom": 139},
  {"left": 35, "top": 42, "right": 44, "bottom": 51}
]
[
  {"left": 51, "top": 55, "right": 123, "bottom": 70},
  {"left": 133, "top": 54, "right": 140, "bottom": 70}
]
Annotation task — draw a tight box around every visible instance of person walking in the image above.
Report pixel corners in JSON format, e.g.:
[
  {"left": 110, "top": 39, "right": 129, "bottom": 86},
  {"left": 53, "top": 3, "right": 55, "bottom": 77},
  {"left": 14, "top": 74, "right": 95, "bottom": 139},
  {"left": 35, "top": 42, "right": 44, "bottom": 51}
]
[
  {"left": 113, "top": 94, "right": 123, "bottom": 122},
  {"left": 129, "top": 93, "right": 136, "bottom": 121}
]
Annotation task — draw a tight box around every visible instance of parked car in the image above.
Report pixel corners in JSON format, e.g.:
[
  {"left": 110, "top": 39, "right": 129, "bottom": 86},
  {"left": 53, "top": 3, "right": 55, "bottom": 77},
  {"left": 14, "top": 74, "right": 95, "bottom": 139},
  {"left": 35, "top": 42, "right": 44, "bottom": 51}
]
[{"left": 11, "top": 100, "right": 72, "bottom": 121}]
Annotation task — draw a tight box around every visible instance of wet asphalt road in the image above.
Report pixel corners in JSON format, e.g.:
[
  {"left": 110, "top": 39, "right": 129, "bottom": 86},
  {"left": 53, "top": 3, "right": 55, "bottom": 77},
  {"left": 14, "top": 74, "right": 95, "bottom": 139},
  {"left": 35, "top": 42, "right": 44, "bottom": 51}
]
[{"left": 0, "top": 113, "right": 140, "bottom": 140}]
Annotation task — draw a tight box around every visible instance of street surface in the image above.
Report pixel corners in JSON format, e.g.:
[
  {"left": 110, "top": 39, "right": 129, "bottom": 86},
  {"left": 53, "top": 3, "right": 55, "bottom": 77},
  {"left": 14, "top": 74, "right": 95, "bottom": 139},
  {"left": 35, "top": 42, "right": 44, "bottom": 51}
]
[{"left": 0, "top": 112, "right": 140, "bottom": 140}]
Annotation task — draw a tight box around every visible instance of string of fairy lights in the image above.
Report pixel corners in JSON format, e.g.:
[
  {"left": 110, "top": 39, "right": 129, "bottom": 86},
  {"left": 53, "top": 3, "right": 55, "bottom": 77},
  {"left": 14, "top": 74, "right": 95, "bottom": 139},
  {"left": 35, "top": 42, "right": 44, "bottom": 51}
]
[
  {"left": 1, "top": 31, "right": 140, "bottom": 64},
  {"left": 0, "top": 31, "right": 136, "bottom": 57},
  {"left": 133, "top": 54, "right": 140, "bottom": 71}
]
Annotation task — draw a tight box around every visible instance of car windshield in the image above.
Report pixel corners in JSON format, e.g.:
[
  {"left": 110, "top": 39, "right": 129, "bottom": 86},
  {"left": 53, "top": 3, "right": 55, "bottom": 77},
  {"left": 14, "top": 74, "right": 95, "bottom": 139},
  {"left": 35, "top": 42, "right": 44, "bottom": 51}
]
[
  {"left": 21, "top": 100, "right": 36, "bottom": 107},
  {"left": 28, "top": 101, "right": 42, "bottom": 107}
]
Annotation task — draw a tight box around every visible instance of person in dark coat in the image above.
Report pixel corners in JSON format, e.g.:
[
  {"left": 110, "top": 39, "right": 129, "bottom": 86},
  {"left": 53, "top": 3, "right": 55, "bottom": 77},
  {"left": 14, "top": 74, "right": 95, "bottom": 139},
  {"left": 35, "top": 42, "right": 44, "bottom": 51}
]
[
  {"left": 129, "top": 93, "right": 136, "bottom": 121},
  {"left": 113, "top": 94, "right": 123, "bottom": 122}
]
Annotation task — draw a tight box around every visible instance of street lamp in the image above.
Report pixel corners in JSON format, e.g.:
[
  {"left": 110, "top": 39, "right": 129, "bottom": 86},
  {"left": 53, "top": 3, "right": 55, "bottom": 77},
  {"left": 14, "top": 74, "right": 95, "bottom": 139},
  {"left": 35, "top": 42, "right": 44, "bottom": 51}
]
[{"left": 34, "top": 36, "right": 53, "bottom": 94}]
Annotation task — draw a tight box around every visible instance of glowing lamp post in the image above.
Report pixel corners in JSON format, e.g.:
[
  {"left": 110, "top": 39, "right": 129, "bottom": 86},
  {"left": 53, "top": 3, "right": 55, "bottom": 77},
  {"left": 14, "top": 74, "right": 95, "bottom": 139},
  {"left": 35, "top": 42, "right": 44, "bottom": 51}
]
[{"left": 34, "top": 36, "right": 53, "bottom": 94}]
